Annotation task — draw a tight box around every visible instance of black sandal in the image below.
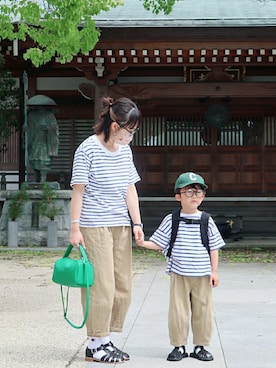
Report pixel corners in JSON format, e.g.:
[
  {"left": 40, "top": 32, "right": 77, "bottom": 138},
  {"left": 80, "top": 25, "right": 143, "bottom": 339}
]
[
  {"left": 85, "top": 344, "right": 125, "bottom": 363},
  {"left": 167, "top": 346, "right": 188, "bottom": 361},
  {"left": 190, "top": 345, "right": 214, "bottom": 361},
  {"left": 106, "top": 341, "right": 130, "bottom": 360}
]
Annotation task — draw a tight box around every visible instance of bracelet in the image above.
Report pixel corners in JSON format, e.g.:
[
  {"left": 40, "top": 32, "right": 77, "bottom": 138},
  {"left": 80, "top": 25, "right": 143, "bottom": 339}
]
[
  {"left": 133, "top": 223, "right": 143, "bottom": 229},
  {"left": 71, "top": 219, "right": 80, "bottom": 224}
]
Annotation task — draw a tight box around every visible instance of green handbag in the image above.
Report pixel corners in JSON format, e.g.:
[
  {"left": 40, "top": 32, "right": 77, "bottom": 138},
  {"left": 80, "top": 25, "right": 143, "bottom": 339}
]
[{"left": 52, "top": 244, "right": 94, "bottom": 329}]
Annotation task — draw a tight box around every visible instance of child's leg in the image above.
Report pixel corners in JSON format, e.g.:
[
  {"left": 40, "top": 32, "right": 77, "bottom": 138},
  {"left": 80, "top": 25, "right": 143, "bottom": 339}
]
[
  {"left": 190, "top": 276, "right": 214, "bottom": 346},
  {"left": 168, "top": 273, "right": 192, "bottom": 347}
]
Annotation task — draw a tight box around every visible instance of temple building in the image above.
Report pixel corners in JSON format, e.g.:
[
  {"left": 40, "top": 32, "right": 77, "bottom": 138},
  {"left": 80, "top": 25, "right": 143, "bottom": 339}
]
[{"left": 1, "top": 0, "right": 276, "bottom": 237}]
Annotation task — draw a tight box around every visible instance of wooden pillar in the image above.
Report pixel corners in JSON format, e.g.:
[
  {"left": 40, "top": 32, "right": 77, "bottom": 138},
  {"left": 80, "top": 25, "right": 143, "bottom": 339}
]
[
  {"left": 210, "top": 127, "right": 219, "bottom": 192},
  {"left": 93, "top": 84, "right": 108, "bottom": 123}
]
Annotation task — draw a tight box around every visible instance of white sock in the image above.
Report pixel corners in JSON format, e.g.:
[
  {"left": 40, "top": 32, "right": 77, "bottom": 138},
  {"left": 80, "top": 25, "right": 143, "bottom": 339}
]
[
  {"left": 178, "top": 346, "right": 185, "bottom": 354},
  {"left": 88, "top": 336, "right": 110, "bottom": 350},
  {"left": 101, "top": 336, "right": 111, "bottom": 346}
]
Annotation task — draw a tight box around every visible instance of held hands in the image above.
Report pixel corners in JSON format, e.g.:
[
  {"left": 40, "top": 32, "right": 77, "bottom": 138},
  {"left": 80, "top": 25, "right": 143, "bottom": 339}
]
[
  {"left": 133, "top": 226, "right": 144, "bottom": 245},
  {"left": 135, "top": 238, "right": 145, "bottom": 247},
  {"left": 135, "top": 238, "right": 162, "bottom": 251}
]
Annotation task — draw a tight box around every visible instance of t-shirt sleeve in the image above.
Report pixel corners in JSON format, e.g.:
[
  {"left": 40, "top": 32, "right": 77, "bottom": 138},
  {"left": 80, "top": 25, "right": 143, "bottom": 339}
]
[{"left": 70, "top": 145, "right": 90, "bottom": 186}]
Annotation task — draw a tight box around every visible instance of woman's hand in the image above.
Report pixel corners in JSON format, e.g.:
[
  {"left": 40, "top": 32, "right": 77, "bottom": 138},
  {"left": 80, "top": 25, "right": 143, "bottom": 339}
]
[
  {"left": 133, "top": 226, "right": 144, "bottom": 244},
  {"left": 70, "top": 224, "right": 86, "bottom": 248}
]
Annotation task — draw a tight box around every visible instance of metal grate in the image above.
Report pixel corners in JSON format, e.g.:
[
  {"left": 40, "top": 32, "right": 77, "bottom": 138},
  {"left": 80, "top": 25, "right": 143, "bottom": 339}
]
[{"left": 132, "top": 115, "right": 276, "bottom": 147}]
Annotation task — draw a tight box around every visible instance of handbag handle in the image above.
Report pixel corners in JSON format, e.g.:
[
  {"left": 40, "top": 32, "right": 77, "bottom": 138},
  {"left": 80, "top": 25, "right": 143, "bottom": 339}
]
[
  {"left": 63, "top": 243, "right": 89, "bottom": 263},
  {"left": 61, "top": 243, "right": 91, "bottom": 329}
]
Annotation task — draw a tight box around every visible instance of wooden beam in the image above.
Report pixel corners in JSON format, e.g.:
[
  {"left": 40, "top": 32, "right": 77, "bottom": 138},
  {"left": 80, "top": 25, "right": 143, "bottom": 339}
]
[{"left": 108, "top": 82, "right": 276, "bottom": 100}]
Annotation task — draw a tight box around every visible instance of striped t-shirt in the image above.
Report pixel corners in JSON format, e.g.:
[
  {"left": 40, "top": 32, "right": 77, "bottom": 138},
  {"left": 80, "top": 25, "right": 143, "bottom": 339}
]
[
  {"left": 149, "top": 211, "right": 225, "bottom": 277},
  {"left": 70, "top": 134, "right": 140, "bottom": 227}
]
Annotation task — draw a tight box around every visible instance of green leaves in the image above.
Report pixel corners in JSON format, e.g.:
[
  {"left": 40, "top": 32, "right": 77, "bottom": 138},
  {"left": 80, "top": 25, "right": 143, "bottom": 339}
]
[
  {"left": 0, "top": 0, "right": 176, "bottom": 66},
  {"left": 37, "top": 183, "right": 63, "bottom": 221},
  {"left": 142, "top": 0, "right": 177, "bottom": 15},
  {"left": 8, "top": 187, "right": 29, "bottom": 221},
  {"left": 0, "top": 0, "right": 122, "bottom": 66},
  {"left": 0, "top": 55, "right": 20, "bottom": 140}
]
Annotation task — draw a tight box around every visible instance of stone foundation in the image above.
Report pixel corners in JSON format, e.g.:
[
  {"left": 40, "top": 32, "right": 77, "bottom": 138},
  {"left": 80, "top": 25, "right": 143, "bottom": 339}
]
[{"left": 0, "top": 189, "right": 71, "bottom": 247}]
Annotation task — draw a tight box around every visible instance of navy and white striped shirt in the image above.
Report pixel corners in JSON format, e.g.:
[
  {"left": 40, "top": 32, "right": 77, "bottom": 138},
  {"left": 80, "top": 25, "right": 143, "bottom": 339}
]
[
  {"left": 70, "top": 135, "right": 140, "bottom": 227},
  {"left": 150, "top": 212, "right": 225, "bottom": 277}
]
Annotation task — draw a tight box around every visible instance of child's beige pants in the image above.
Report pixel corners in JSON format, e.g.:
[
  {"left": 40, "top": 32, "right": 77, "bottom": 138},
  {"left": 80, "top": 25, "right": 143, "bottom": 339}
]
[
  {"left": 80, "top": 226, "right": 132, "bottom": 337},
  {"left": 168, "top": 273, "right": 214, "bottom": 347}
]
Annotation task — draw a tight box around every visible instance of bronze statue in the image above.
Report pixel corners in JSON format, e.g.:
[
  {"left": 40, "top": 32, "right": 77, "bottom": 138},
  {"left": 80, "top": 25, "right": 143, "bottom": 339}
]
[{"left": 27, "top": 106, "right": 59, "bottom": 182}]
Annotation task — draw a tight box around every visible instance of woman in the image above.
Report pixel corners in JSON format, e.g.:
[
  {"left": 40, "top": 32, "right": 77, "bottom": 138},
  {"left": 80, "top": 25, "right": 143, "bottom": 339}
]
[{"left": 70, "top": 96, "right": 144, "bottom": 363}]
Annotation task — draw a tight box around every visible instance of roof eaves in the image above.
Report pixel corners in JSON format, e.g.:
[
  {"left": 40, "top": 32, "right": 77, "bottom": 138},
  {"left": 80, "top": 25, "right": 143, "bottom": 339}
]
[{"left": 95, "top": 18, "right": 276, "bottom": 28}]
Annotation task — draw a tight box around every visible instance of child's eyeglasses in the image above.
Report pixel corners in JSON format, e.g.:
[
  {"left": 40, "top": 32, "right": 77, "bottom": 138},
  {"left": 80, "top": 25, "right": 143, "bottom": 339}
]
[{"left": 180, "top": 189, "right": 205, "bottom": 198}]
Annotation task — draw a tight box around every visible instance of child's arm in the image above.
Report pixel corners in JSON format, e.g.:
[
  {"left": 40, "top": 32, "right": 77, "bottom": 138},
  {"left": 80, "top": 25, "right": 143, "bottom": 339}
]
[
  {"left": 210, "top": 249, "right": 219, "bottom": 287},
  {"left": 136, "top": 238, "right": 162, "bottom": 251}
]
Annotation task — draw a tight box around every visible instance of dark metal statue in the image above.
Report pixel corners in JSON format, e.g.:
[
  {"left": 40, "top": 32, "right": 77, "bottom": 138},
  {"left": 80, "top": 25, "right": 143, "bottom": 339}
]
[{"left": 27, "top": 106, "right": 59, "bottom": 182}]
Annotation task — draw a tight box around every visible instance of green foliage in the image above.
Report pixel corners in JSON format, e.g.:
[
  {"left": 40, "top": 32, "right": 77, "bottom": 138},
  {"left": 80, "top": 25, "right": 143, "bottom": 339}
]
[
  {"left": 1, "top": 246, "right": 276, "bottom": 264},
  {"left": 8, "top": 186, "right": 29, "bottom": 221},
  {"left": 133, "top": 246, "right": 276, "bottom": 264},
  {"left": 220, "top": 248, "right": 276, "bottom": 263},
  {"left": 0, "top": 0, "right": 176, "bottom": 67},
  {"left": 37, "top": 183, "right": 63, "bottom": 221},
  {"left": 0, "top": 55, "right": 20, "bottom": 140},
  {"left": 0, "top": 0, "right": 123, "bottom": 67},
  {"left": 142, "top": 0, "right": 177, "bottom": 14}
]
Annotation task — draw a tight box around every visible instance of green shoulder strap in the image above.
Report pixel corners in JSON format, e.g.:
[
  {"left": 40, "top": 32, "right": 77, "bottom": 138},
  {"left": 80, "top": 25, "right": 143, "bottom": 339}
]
[{"left": 60, "top": 244, "right": 91, "bottom": 329}]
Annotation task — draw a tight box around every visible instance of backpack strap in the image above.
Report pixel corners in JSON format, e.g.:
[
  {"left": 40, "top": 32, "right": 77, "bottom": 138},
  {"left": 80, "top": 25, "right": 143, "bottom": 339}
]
[
  {"left": 200, "top": 211, "right": 210, "bottom": 255},
  {"left": 167, "top": 209, "right": 181, "bottom": 258},
  {"left": 166, "top": 210, "right": 210, "bottom": 258}
]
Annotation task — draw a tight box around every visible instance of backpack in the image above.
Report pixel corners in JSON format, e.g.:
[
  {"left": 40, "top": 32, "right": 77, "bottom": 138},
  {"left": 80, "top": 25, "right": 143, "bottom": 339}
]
[{"left": 166, "top": 209, "right": 210, "bottom": 258}]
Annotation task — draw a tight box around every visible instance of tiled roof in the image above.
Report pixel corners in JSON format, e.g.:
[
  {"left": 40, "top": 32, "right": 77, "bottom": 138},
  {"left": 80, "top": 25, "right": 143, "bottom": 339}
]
[{"left": 95, "top": 0, "right": 276, "bottom": 27}]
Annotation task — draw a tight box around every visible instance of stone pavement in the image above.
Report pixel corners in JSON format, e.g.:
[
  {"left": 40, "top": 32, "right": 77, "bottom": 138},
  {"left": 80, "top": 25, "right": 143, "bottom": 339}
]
[{"left": 0, "top": 250, "right": 275, "bottom": 368}]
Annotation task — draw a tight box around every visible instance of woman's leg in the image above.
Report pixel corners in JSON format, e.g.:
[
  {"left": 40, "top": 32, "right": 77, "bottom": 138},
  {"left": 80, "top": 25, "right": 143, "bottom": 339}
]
[
  {"left": 81, "top": 227, "right": 115, "bottom": 337},
  {"left": 110, "top": 226, "right": 132, "bottom": 332}
]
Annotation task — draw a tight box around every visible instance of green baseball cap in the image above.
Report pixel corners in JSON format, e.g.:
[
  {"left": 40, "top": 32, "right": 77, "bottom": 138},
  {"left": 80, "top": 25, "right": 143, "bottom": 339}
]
[{"left": 174, "top": 172, "right": 208, "bottom": 192}]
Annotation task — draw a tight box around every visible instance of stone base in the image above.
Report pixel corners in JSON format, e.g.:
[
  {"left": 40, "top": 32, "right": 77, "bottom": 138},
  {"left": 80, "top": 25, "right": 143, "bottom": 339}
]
[
  {"left": 0, "top": 190, "right": 71, "bottom": 246},
  {"left": 24, "top": 181, "right": 60, "bottom": 190}
]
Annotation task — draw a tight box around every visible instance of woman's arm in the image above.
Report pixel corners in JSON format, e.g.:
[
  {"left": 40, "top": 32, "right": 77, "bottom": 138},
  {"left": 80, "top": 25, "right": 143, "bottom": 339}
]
[
  {"left": 70, "top": 184, "right": 85, "bottom": 248},
  {"left": 125, "top": 183, "right": 144, "bottom": 243}
]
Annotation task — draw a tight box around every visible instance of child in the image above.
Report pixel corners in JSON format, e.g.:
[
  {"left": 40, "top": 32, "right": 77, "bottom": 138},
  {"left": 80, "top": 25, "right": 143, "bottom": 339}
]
[{"left": 136, "top": 172, "right": 225, "bottom": 362}]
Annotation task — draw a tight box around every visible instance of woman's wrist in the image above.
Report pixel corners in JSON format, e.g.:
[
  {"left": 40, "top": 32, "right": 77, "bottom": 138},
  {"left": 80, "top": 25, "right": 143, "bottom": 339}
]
[
  {"left": 133, "top": 223, "right": 143, "bottom": 229},
  {"left": 71, "top": 219, "right": 79, "bottom": 224}
]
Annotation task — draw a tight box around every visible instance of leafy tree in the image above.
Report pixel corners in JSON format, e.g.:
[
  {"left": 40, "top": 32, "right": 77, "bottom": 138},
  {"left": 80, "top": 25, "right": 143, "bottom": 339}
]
[
  {"left": 0, "top": 0, "right": 176, "bottom": 67},
  {"left": 0, "top": 54, "right": 20, "bottom": 140}
]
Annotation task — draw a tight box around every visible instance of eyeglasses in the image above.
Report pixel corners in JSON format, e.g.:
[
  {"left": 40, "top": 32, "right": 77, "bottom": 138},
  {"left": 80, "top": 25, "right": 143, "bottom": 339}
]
[
  {"left": 180, "top": 189, "right": 205, "bottom": 198},
  {"left": 117, "top": 122, "right": 139, "bottom": 136}
]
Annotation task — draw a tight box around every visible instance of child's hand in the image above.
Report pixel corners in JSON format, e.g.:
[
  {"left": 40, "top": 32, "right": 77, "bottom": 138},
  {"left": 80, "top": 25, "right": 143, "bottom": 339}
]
[
  {"left": 135, "top": 238, "right": 144, "bottom": 247},
  {"left": 210, "top": 272, "right": 219, "bottom": 287},
  {"left": 136, "top": 240, "right": 162, "bottom": 251}
]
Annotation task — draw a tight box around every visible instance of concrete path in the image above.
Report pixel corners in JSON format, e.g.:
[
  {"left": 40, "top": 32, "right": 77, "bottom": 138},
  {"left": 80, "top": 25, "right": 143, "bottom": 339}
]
[{"left": 0, "top": 252, "right": 275, "bottom": 368}]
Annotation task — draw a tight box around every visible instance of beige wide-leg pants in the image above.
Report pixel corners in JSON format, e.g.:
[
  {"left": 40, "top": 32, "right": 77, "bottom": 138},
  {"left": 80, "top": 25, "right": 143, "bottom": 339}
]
[
  {"left": 80, "top": 226, "right": 132, "bottom": 337},
  {"left": 168, "top": 273, "right": 214, "bottom": 347}
]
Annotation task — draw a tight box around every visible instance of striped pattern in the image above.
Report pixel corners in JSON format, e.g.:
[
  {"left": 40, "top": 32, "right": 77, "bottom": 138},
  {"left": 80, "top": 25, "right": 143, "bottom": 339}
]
[
  {"left": 149, "top": 212, "right": 225, "bottom": 277},
  {"left": 70, "top": 135, "right": 140, "bottom": 227}
]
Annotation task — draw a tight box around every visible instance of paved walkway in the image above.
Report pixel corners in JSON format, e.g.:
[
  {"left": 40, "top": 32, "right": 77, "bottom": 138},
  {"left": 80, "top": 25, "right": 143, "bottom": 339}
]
[{"left": 0, "top": 252, "right": 275, "bottom": 368}]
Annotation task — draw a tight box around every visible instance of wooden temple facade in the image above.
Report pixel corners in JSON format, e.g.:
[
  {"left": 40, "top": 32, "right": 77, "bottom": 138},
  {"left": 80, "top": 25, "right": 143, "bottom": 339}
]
[{"left": 1, "top": 0, "right": 276, "bottom": 237}]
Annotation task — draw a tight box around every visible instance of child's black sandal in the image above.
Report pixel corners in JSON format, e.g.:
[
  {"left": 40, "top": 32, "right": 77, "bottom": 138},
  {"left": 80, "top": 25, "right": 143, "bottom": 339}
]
[{"left": 190, "top": 345, "right": 214, "bottom": 361}]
